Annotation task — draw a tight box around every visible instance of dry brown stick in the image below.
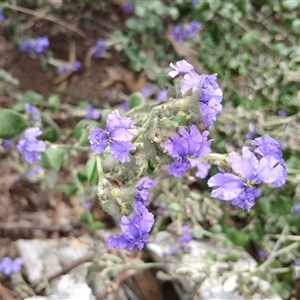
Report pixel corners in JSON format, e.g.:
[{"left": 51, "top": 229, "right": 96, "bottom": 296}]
[
  {"left": 46, "top": 251, "right": 96, "bottom": 282},
  {"left": 0, "top": 222, "right": 75, "bottom": 233},
  {"left": 1, "top": 3, "right": 86, "bottom": 37}
]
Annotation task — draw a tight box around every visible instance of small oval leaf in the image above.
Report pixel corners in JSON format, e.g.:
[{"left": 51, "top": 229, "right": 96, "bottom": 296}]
[{"left": 0, "top": 109, "right": 28, "bottom": 139}]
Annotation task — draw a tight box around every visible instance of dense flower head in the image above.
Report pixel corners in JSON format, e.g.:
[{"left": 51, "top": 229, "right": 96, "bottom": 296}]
[
  {"left": 25, "top": 103, "right": 41, "bottom": 121},
  {"left": 57, "top": 60, "right": 81, "bottom": 74},
  {"left": 106, "top": 202, "right": 154, "bottom": 251},
  {"left": 0, "top": 257, "right": 23, "bottom": 275},
  {"left": 91, "top": 40, "right": 107, "bottom": 58},
  {"left": 84, "top": 104, "right": 100, "bottom": 120},
  {"left": 88, "top": 110, "right": 137, "bottom": 163},
  {"left": 208, "top": 137, "right": 287, "bottom": 211},
  {"left": 20, "top": 36, "right": 49, "bottom": 55},
  {"left": 17, "top": 127, "right": 46, "bottom": 164},
  {"left": 135, "top": 178, "right": 156, "bottom": 206},
  {"left": 164, "top": 125, "right": 212, "bottom": 177}
]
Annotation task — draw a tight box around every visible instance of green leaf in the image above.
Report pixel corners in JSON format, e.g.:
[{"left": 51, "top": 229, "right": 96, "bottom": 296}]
[
  {"left": 42, "top": 127, "right": 59, "bottom": 142},
  {"left": 86, "top": 158, "right": 98, "bottom": 185},
  {"left": 291, "top": 19, "right": 300, "bottom": 34},
  {"left": 0, "top": 109, "right": 28, "bottom": 139},
  {"left": 77, "top": 170, "right": 87, "bottom": 182},
  {"left": 48, "top": 94, "right": 60, "bottom": 113},
  {"left": 91, "top": 221, "right": 103, "bottom": 230},
  {"left": 80, "top": 211, "right": 93, "bottom": 224},
  {"left": 282, "top": 0, "right": 299, "bottom": 10},
  {"left": 21, "top": 90, "right": 44, "bottom": 104},
  {"left": 42, "top": 148, "right": 65, "bottom": 171},
  {"left": 225, "top": 227, "right": 249, "bottom": 246},
  {"left": 128, "top": 92, "right": 145, "bottom": 109},
  {"left": 64, "top": 185, "right": 78, "bottom": 196},
  {"left": 74, "top": 120, "right": 99, "bottom": 144},
  {"left": 241, "top": 31, "right": 261, "bottom": 48}
]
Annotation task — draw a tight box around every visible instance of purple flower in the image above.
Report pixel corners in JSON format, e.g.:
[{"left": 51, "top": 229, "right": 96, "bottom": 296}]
[
  {"left": 178, "top": 225, "right": 193, "bottom": 244},
  {"left": 180, "top": 70, "right": 223, "bottom": 127},
  {"left": 25, "top": 103, "right": 41, "bottom": 121},
  {"left": 141, "top": 85, "right": 153, "bottom": 98},
  {"left": 278, "top": 109, "right": 287, "bottom": 117},
  {"left": 17, "top": 127, "right": 46, "bottom": 164},
  {"left": 187, "top": 21, "right": 201, "bottom": 37},
  {"left": 190, "top": 160, "right": 211, "bottom": 179},
  {"left": 0, "top": 257, "right": 23, "bottom": 275},
  {"left": 26, "top": 165, "right": 42, "bottom": 179},
  {"left": 191, "top": 0, "right": 199, "bottom": 7},
  {"left": 135, "top": 178, "right": 156, "bottom": 206},
  {"left": 57, "top": 60, "right": 81, "bottom": 74},
  {"left": 123, "top": 0, "right": 133, "bottom": 14},
  {"left": 208, "top": 145, "right": 286, "bottom": 211},
  {"left": 252, "top": 135, "right": 287, "bottom": 187},
  {"left": 0, "top": 8, "right": 5, "bottom": 21},
  {"left": 169, "top": 24, "right": 189, "bottom": 43},
  {"left": 168, "top": 60, "right": 194, "bottom": 78},
  {"left": 88, "top": 110, "right": 137, "bottom": 163},
  {"left": 91, "top": 40, "right": 107, "bottom": 58},
  {"left": 257, "top": 250, "right": 269, "bottom": 259},
  {"left": 106, "top": 203, "right": 154, "bottom": 251},
  {"left": 163, "top": 125, "right": 212, "bottom": 177},
  {"left": 20, "top": 36, "right": 49, "bottom": 55},
  {"left": 2, "top": 140, "right": 13, "bottom": 153},
  {"left": 157, "top": 89, "right": 167, "bottom": 101},
  {"left": 84, "top": 104, "right": 100, "bottom": 120},
  {"left": 294, "top": 201, "right": 300, "bottom": 214},
  {"left": 252, "top": 135, "right": 282, "bottom": 159},
  {"left": 121, "top": 100, "right": 129, "bottom": 111}
]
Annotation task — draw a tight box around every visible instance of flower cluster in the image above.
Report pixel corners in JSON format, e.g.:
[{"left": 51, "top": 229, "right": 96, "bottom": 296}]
[
  {"left": 208, "top": 135, "right": 287, "bottom": 211},
  {"left": 106, "top": 178, "right": 156, "bottom": 251},
  {"left": 20, "top": 36, "right": 49, "bottom": 55},
  {"left": 0, "top": 257, "right": 23, "bottom": 276},
  {"left": 25, "top": 103, "right": 41, "bottom": 121},
  {"left": 169, "top": 21, "right": 201, "bottom": 43},
  {"left": 163, "top": 125, "right": 212, "bottom": 177},
  {"left": 84, "top": 104, "right": 100, "bottom": 120},
  {"left": 91, "top": 40, "right": 107, "bottom": 59},
  {"left": 168, "top": 60, "right": 223, "bottom": 127},
  {"left": 57, "top": 60, "right": 81, "bottom": 74},
  {"left": 295, "top": 259, "right": 300, "bottom": 278},
  {"left": 17, "top": 127, "right": 46, "bottom": 164},
  {"left": 88, "top": 110, "right": 137, "bottom": 163}
]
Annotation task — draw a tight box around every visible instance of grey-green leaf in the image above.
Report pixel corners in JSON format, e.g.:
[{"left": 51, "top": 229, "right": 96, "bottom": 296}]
[
  {"left": 0, "top": 109, "right": 28, "bottom": 139},
  {"left": 42, "top": 148, "right": 65, "bottom": 171}
]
